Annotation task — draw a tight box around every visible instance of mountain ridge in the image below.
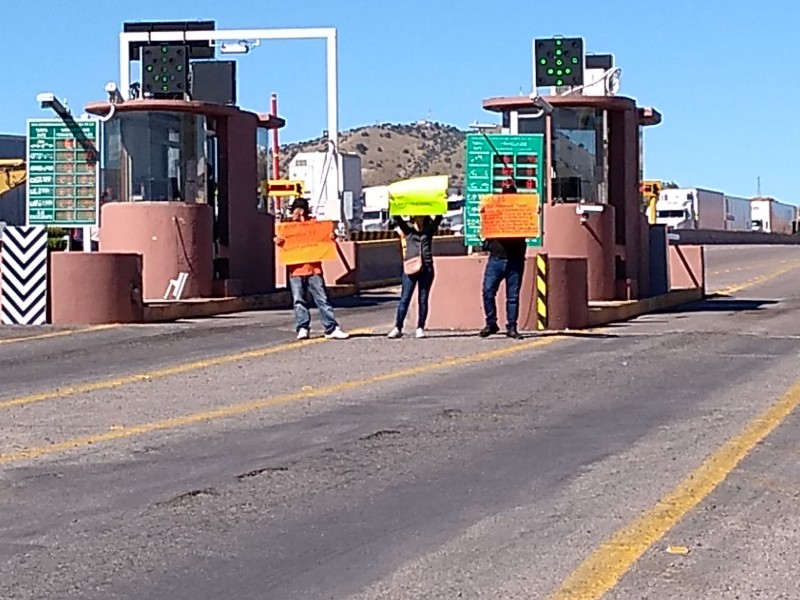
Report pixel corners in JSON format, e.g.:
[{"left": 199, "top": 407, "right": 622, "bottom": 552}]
[{"left": 273, "top": 121, "right": 477, "bottom": 189}]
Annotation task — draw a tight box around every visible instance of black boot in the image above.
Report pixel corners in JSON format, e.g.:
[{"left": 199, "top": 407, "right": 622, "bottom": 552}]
[
  {"left": 506, "top": 328, "right": 522, "bottom": 339},
  {"left": 479, "top": 324, "right": 500, "bottom": 337}
]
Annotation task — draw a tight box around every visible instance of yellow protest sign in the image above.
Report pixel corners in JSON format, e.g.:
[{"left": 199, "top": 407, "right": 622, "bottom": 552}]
[
  {"left": 388, "top": 175, "right": 448, "bottom": 216},
  {"left": 276, "top": 220, "right": 337, "bottom": 266},
  {"left": 480, "top": 193, "right": 541, "bottom": 239}
]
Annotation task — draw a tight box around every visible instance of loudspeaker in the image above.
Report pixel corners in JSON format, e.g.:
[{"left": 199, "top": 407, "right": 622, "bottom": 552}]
[{"left": 191, "top": 61, "right": 237, "bottom": 105}]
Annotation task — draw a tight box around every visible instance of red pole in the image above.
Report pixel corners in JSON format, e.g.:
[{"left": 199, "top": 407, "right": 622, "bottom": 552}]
[{"left": 271, "top": 93, "right": 280, "bottom": 179}]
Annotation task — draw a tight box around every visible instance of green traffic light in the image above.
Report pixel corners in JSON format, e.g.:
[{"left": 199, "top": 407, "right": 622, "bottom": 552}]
[
  {"left": 161, "top": 46, "right": 168, "bottom": 53},
  {"left": 556, "top": 49, "right": 562, "bottom": 56},
  {"left": 547, "top": 68, "right": 554, "bottom": 75},
  {"left": 556, "top": 79, "right": 564, "bottom": 86},
  {"left": 556, "top": 39, "right": 562, "bottom": 46},
  {"left": 146, "top": 65, "right": 153, "bottom": 72},
  {"left": 539, "top": 58, "right": 546, "bottom": 65},
  {"left": 556, "top": 59, "right": 563, "bottom": 66},
  {"left": 565, "top": 67, "right": 572, "bottom": 74},
  {"left": 557, "top": 69, "right": 563, "bottom": 76},
  {"left": 572, "top": 56, "right": 579, "bottom": 64}
]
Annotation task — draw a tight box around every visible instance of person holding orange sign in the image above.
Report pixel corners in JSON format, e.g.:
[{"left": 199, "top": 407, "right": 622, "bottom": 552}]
[
  {"left": 274, "top": 198, "right": 349, "bottom": 341},
  {"left": 479, "top": 180, "right": 526, "bottom": 340}
]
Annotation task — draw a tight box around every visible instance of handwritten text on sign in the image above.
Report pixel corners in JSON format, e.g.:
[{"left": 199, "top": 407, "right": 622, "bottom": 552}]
[
  {"left": 276, "top": 220, "right": 337, "bottom": 266},
  {"left": 480, "top": 193, "right": 541, "bottom": 239}
]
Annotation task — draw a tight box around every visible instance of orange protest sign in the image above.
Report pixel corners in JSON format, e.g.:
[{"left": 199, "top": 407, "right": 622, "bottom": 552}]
[
  {"left": 276, "top": 220, "right": 337, "bottom": 266},
  {"left": 480, "top": 193, "right": 541, "bottom": 239}
]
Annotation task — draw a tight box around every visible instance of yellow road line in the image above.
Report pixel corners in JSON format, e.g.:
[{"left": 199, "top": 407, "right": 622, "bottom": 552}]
[
  {"left": 0, "top": 324, "right": 119, "bottom": 346},
  {"left": 713, "top": 260, "right": 800, "bottom": 296},
  {"left": 547, "top": 377, "right": 800, "bottom": 600},
  {"left": 0, "top": 334, "right": 565, "bottom": 465},
  {"left": 0, "top": 328, "right": 374, "bottom": 410}
]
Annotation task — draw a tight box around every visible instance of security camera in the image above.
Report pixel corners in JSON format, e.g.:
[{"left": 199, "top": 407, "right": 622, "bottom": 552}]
[
  {"left": 36, "top": 91, "right": 69, "bottom": 117},
  {"left": 529, "top": 94, "right": 554, "bottom": 115},
  {"left": 36, "top": 92, "right": 55, "bottom": 108},
  {"left": 105, "top": 81, "right": 124, "bottom": 104}
]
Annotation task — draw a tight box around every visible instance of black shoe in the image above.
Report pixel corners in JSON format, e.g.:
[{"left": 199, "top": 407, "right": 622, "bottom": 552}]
[
  {"left": 479, "top": 324, "right": 500, "bottom": 337},
  {"left": 506, "top": 328, "right": 522, "bottom": 339}
]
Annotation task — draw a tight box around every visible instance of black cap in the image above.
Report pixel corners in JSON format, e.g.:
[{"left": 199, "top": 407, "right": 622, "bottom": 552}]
[{"left": 290, "top": 197, "right": 310, "bottom": 213}]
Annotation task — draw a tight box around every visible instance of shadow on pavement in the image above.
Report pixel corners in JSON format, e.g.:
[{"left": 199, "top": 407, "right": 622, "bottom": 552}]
[
  {"left": 659, "top": 296, "right": 778, "bottom": 314},
  {"left": 333, "top": 294, "right": 399, "bottom": 309}
]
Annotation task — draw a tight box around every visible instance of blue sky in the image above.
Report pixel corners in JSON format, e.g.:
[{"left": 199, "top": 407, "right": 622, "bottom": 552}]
[{"left": 0, "top": 0, "right": 796, "bottom": 203}]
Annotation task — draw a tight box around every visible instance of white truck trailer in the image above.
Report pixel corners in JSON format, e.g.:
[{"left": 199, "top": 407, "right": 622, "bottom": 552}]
[
  {"left": 656, "top": 187, "right": 725, "bottom": 230},
  {"left": 288, "top": 151, "right": 363, "bottom": 227},
  {"left": 750, "top": 198, "right": 797, "bottom": 234},
  {"left": 723, "top": 194, "right": 752, "bottom": 231}
]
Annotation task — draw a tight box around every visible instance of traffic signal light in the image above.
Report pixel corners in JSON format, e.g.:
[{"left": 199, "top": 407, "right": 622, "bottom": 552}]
[
  {"left": 534, "top": 37, "right": 584, "bottom": 87},
  {"left": 141, "top": 44, "right": 189, "bottom": 98}
]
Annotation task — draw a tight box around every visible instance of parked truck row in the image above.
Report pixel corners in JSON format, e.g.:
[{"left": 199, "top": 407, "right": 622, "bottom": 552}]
[{"left": 655, "top": 187, "right": 798, "bottom": 235}]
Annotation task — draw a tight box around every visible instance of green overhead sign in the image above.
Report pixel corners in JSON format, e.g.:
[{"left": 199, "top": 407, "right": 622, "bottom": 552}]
[
  {"left": 26, "top": 118, "right": 100, "bottom": 228},
  {"left": 463, "top": 133, "right": 545, "bottom": 247}
]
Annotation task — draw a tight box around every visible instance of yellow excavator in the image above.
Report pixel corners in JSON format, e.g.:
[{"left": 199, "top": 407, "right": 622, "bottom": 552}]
[{"left": 0, "top": 159, "right": 25, "bottom": 197}]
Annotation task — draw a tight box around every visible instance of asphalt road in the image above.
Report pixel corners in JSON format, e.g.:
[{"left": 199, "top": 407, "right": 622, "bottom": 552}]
[{"left": 1, "top": 245, "right": 800, "bottom": 599}]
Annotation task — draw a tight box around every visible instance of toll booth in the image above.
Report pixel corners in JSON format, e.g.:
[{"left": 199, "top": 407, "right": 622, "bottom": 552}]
[
  {"left": 481, "top": 94, "right": 662, "bottom": 300},
  {"left": 85, "top": 99, "right": 285, "bottom": 299}
]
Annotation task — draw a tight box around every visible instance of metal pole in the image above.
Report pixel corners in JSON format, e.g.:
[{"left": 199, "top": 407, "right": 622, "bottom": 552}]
[
  {"left": 326, "top": 30, "right": 343, "bottom": 227},
  {"left": 271, "top": 93, "right": 280, "bottom": 179},
  {"left": 545, "top": 113, "right": 553, "bottom": 205}
]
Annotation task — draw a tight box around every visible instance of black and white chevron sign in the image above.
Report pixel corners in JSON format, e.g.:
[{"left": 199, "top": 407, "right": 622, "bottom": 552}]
[{"left": 1, "top": 226, "right": 48, "bottom": 325}]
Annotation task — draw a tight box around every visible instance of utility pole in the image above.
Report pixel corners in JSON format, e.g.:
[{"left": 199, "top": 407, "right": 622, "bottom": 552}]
[{"left": 757, "top": 176, "right": 761, "bottom": 196}]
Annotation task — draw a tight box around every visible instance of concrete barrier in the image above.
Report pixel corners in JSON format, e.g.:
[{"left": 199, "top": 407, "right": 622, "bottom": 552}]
[
  {"left": 50, "top": 252, "right": 144, "bottom": 324},
  {"left": 587, "top": 287, "right": 704, "bottom": 328},
  {"left": 275, "top": 236, "right": 467, "bottom": 290},
  {"left": 668, "top": 229, "right": 800, "bottom": 245},
  {"left": 669, "top": 245, "right": 705, "bottom": 291}
]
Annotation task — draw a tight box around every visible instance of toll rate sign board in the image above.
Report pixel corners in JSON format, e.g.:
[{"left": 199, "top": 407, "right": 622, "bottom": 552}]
[
  {"left": 26, "top": 118, "right": 100, "bottom": 228},
  {"left": 464, "top": 133, "right": 544, "bottom": 247}
]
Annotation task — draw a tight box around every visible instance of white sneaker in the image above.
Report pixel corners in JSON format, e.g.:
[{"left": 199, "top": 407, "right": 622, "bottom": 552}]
[
  {"left": 325, "top": 327, "right": 349, "bottom": 340},
  {"left": 296, "top": 327, "right": 309, "bottom": 340},
  {"left": 387, "top": 327, "right": 402, "bottom": 339},
  {"left": 415, "top": 328, "right": 426, "bottom": 339}
]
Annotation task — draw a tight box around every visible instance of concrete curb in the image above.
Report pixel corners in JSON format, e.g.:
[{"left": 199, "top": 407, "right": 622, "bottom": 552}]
[
  {"left": 586, "top": 287, "right": 704, "bottom": 328},
  {"left": 143, "top": 284, "right": 363, "bottom": 323}
]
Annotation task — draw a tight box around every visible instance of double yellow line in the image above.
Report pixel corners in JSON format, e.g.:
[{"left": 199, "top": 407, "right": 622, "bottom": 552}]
[
  {"left": 0, "top": 324, "right": 118, "bottom": 346},
  {"left": 0, "top": 334, "right": 565, "bottom": 465}
]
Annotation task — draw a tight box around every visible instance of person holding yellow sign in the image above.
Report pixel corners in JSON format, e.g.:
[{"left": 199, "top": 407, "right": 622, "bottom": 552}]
[
  {"left": 388, "top": 214, "right": 443, "bottom": 339},
  {"left": 386, "top": 175, "right": 447, "bottom": 339}
]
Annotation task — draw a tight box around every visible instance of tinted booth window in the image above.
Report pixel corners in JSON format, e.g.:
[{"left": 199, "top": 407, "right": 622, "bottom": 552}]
[{"left": 103, "top": 112, "right": 207, "bottom": 204}]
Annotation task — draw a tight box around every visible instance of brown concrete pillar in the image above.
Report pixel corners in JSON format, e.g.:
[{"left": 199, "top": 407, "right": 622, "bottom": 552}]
[
  {"left": 49, "top": 252, "right": 144, "bottom": 324},
  {"left": 100, "top": 202, "right": 213, "bottom": 300},
  {"left": 540, "top": 203, "right": 616, "bottom": 300},
  {"left": 545, "top": 257, "right": 589, "bottom": 330}
]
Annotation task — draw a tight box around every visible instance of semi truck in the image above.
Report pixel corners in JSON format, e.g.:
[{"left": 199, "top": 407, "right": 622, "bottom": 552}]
[
  {"left": 751, "top": 197, "right": 797, "bottom": 234},
  {"left": 656, "top": 187, "right": 725, "bottom": 230}
]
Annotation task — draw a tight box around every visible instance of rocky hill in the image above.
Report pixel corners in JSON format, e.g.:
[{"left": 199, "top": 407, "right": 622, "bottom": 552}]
[{"left": 273, "top": 121, "right": 474, "bottom": 189}]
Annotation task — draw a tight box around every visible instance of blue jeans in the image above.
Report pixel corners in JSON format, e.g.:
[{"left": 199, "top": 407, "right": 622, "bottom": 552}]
[
  {"left": 289, "top": 274, "right": 339, "bottom": 334},
  {"left": 395, "top": 264, "right": 435, "bottom": 329},
  {"left": 482, "top": 255, "right": 524, "bottom": 330}
]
